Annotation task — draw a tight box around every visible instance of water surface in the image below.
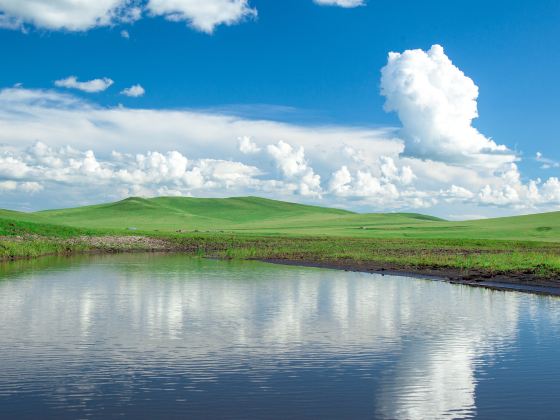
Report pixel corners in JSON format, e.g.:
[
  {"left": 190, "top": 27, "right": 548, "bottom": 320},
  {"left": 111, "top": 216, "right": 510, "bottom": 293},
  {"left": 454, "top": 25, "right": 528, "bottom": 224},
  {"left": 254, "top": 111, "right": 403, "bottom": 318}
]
[{"left": 1, "top": 254, "right": 559, "bottom": 419}]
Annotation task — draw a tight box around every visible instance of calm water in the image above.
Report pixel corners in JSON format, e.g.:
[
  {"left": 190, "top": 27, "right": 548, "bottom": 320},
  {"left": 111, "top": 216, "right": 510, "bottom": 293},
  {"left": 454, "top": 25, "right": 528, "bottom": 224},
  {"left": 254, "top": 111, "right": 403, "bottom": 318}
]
[{"left": 1, "top": 255, "right": 560, "bottom": 419}]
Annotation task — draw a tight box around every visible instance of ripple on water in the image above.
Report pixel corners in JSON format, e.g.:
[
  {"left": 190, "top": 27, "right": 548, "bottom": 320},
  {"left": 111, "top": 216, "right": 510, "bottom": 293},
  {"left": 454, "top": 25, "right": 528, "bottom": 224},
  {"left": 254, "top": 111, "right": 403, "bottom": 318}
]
[{"left": 0, "top": 254, "right": 560, "bottom": 419}]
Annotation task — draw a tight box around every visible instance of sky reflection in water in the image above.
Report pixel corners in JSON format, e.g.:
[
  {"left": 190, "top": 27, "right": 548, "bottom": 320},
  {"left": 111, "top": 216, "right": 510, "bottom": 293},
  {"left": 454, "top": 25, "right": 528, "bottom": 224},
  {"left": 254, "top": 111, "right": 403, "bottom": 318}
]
[{"left": 0, "top": 254, "right": 559, "bottom": 419}]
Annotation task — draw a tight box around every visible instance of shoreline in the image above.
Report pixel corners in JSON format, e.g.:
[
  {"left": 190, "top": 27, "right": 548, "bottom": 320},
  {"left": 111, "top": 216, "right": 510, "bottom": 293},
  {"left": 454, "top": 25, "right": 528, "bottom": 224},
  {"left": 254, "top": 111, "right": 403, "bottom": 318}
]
[
  {"left": 257, "top": 258, "right": 560, "bottom": 297},
  {"left": 1, "top": 234, "right": 560, "bottom": 297}
]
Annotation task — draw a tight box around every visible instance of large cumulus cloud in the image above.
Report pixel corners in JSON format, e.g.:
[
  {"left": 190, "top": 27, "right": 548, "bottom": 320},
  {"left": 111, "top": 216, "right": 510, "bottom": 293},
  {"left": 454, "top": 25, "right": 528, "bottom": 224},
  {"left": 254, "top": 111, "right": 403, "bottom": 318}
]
[{"left": 381, "top": 45, "right": 514, "bottom": 168}]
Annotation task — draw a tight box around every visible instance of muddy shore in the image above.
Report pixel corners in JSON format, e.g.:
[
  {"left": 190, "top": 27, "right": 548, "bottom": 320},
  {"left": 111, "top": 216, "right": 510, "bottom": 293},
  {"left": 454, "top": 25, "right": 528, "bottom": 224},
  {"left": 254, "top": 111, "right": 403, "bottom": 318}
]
[{"left": 258, "top": 258, "right": 560, "bottom": 297}]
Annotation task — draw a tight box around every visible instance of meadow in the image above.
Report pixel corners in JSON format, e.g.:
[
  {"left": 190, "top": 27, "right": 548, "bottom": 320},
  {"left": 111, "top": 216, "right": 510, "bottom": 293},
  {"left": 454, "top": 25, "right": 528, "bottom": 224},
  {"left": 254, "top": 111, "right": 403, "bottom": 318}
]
[{"left": 1, "top": 196, "right": 559, "bottom": 283}]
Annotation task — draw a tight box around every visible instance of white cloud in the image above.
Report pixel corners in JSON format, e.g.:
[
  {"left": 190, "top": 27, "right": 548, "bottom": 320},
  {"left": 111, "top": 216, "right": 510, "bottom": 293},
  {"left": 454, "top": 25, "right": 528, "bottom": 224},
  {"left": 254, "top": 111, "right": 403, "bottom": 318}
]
[
  {"left": 120, "top": 29, "right": 130, "bottom": 38},
  {"left": 238, "top": 136, "right": 260, "bottom": 154},
  {"left": 329, "top": 166, "right": 352, "bottom": 195},
  {"left": 473, "top": 163, "right": 559, "bottom": 208},
  {"left": 121, "top": 84, "right": 145, "bottom": 97},
  {"left": 442, "top": 185, "right": 475, "bottom": 201},
  {"left": 267, "top": 141, "right": 322, "bottom": 197},
  {"left": 354, "top": 171, "right": 398, "bottom": 199},
  {"left": 0, "top": 86, "right": 558, "bottom": 215},
  {"left": 381, "top": 45, "right": 514, "bottom": 168},
  {"left": 379, "top": 156, "right": 415, "bottom": 185},
  {"left": 0, "top": 0, "right": 256, "bottom": 33},
  {"left": 0, "top": 180, "right": 42, "bottom": 193},
  {"left": 536, "top": 151, "right": 560, "bottom": 169},
  {"left": 267, "top": 141, "right": 308, "bottom": 178},
  {"left": 327, "top": 157, "right": 417, "bottom": 207},
  {"left": 541, "top": 178, "right": 560, "bottom": 203},
  {"left": 55, "top": 76, "right": 114, "bottom": 93},
  {"left": 146, "top": 0, "right": 257, "bottom": 33},
  {"left": 0, "top": 0, "right": 139, "bottom": 31},
  {"left": 0, "top": 142, "right": 264, "bottom": 200},
  {"left": 0, "top": 87, "right": 398, "bottom": 166},
  {"left": 313, "top": 0, "right": 364, "bottom": 7},
  {"left": 328, "top": 165, "right": 421, "bottom": 207}
]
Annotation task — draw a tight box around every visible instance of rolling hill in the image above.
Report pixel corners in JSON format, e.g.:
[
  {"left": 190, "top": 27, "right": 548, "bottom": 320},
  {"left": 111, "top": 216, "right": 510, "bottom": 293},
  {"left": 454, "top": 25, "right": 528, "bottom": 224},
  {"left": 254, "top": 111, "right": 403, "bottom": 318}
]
[{"left": 1, "top": 196, "right": 559, "bottom": 242}]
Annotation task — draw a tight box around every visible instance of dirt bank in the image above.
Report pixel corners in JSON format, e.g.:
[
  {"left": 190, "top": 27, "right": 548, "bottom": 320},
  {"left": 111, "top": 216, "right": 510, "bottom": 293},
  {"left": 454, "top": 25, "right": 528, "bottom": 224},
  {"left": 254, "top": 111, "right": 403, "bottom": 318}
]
[{"left": 258, "top": 258, "right": 560, "bottom": 297}]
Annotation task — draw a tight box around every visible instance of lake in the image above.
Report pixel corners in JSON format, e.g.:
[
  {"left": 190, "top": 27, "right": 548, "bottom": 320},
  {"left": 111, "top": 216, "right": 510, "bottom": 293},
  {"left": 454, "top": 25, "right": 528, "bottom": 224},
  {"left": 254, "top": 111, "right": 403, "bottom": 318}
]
[{"left": 0, "top": 254, "right": 559, "bottom": 419}]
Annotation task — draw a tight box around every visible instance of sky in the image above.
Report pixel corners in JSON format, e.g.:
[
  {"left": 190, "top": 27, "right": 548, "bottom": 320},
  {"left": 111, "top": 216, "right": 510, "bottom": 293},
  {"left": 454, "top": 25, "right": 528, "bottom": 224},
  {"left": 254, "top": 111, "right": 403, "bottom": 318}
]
[{"left": 0, "top": 0, "right": 559, "bottom": 219}]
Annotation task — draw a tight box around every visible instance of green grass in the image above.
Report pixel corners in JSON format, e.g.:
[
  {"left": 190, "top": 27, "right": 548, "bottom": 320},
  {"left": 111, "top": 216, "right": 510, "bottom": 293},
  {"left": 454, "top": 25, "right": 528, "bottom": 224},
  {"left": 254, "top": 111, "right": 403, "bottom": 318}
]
[
  {"left": 1, "top": 196, "right": 560, "bottom": 279},
  {"left": 16, "top": 195, "right": 559, "bottom": 242}
]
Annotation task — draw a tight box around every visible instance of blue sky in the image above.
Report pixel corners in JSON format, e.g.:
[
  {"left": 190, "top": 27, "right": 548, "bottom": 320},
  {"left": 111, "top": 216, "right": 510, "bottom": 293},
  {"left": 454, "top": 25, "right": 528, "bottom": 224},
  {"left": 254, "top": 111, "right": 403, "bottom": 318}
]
[{"left": 0, "top": 0, "right": 559, "bottom": 217}]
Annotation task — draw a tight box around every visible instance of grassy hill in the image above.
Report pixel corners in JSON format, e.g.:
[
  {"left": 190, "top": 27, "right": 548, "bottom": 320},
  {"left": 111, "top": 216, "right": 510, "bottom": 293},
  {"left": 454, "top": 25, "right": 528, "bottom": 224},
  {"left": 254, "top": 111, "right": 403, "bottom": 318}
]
[
  {"left": 36, "top": 196, "right": 353, "bottom": 231},
  {"left": 2, "top": 196, "right": 560, "bottom": 281},
  {"left": 0, "top": 195, "right": 559, "bottom": 242}
]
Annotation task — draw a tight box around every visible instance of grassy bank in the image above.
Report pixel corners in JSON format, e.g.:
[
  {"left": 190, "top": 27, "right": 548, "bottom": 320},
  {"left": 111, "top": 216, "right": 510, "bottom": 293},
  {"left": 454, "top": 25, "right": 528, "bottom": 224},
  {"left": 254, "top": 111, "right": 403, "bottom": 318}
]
[
  {"left": 2, "top": 229, "right": 560, "bottom": 281},
  {"left": 2, "top": 196, "right": 560, "bottom": 284}
]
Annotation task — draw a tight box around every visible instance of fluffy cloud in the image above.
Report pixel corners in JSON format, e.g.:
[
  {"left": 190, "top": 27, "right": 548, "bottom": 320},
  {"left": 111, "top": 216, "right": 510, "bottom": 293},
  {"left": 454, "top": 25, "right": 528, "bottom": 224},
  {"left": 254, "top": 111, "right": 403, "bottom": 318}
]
[
  {"left": 0, "top": 142, "right": 264, "bottom": 202},
  {"left": 381, "top": 45, "right": 514, "bottom": 168},
  {"left": 0, "top": 180, "right": 42, "bottom": 193},
  {"left": 0, "top": 0, "right": 366, "bottom": 34},
  {"left": 313, "top": 0, "right": 364, "bottom": 7},
  {"left": 0, "top": 0, "right": 256, "bottom": 33},
  {"left": 0, "top": 87, "right": 399, "bottom": 174},
  {"left": 380, "top": 156, "right": 415, "bottom": 185},
  {"left": 238, "top": 136, "right": 260, "bottom": 154},
  {"left": 328, "top": 162, "right": 430, "bottom": 208},
  {"left": 267, "top": 141, "right": 322, "bottom": 197},
  {"left": 441, "top": 185, "right": 475, "bottom": 201},
  {"left": 121, "top": 84, "right": 145, "bottom": 97},
  {"left": 146, "top": 0, "right": 256, "bottom": 34},
  {"left": 329, "top": 157, "right": 415, "bottom": 200},
  {"left": 0, "top": 85, "right": 558, "bottom": 216},
  {"left": 541, "top": 178, "right": 560, "bottom": 203},
  {"left": 475, "top": 164, "right": 541, "bottom": 208},
  {"left": 0, "top": 0, "right": 139, "bottom": 31},
  {"left": 55, "top": 76, "right": 114, "bottom": 93},
  {"left": 329, "top": 166, "right": 352, "bottom": 195}
]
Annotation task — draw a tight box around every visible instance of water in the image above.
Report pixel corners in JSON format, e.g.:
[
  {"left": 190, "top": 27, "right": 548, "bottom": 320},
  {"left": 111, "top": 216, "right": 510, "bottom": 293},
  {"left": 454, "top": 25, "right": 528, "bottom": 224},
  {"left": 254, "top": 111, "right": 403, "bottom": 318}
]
[{"left": 1, "top": 254, "right": 559, "bottom": 419}]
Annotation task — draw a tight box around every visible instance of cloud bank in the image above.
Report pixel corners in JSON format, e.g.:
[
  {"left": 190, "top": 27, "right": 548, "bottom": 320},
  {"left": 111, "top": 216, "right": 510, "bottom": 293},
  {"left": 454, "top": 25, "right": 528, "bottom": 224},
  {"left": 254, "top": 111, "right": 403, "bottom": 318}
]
[{"left": 1, "top": 45, "right": 559, "bottom": 216}]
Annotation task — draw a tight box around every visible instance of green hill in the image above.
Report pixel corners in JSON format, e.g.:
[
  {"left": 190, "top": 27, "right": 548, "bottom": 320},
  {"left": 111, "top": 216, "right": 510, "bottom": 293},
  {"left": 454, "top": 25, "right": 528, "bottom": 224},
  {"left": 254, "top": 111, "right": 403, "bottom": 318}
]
[
  {"left": 1, "top": 196, "right": 559, "bottom": 242},
  {"left": 36, "top": 196, "right": 353, "bottom": 231}
]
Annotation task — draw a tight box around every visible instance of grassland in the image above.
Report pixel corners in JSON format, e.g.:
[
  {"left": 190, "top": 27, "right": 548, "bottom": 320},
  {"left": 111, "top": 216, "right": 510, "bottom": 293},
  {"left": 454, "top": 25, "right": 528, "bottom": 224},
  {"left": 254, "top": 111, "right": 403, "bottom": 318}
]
[{"left": 1, "top": 196, "right": 560, "bottom": 288}]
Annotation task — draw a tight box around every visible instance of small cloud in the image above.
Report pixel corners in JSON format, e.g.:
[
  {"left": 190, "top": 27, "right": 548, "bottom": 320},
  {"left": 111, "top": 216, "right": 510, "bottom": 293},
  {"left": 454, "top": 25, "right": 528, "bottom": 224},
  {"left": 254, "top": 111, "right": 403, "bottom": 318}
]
[
  {"left": 55, "top": 76, "right": 113, "bottom": 93},
  {"left": 535, "top": 151, "right": 559, "bottom": 169},
  {"left": 120, "top": 29, "right": 130, "bottom": 39},
  {"left": 120, "top": 84, "right": 145, "bottom": 98},
  {"left": 238, "top": 136, "right": 261, "bottom": 154},
  {"left": 313, "top": 0, "right": 365, "bottom": 7}
]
